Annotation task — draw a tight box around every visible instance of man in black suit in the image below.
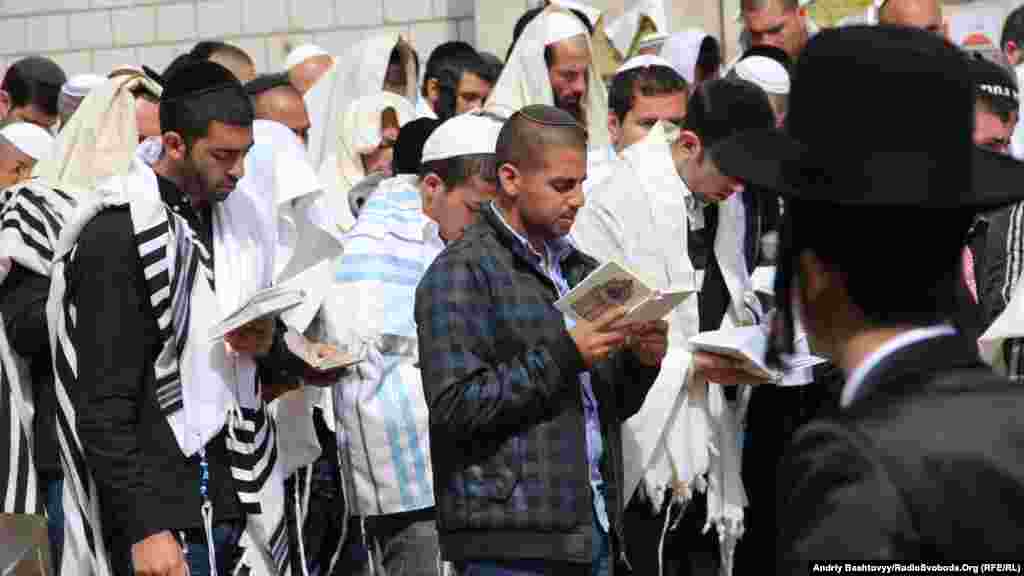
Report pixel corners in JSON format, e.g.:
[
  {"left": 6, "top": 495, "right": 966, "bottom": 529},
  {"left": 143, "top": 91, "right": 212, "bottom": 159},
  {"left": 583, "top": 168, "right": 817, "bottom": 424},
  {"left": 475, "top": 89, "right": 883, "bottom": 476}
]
[{"left": 716, "top": 25, "right": 1024, "bottom": 569}]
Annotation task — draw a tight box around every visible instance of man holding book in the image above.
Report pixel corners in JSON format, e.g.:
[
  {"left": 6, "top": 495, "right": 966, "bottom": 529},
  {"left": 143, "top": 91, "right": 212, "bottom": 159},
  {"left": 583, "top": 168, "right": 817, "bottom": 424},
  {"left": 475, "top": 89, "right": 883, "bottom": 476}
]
[
  {"left": 50, "top": 61, "right": 312, "bottom": 576},
  {"left": 571, "top": 77, "right": 779, "bottom": 576},
  {"left": 415, "top": 104, "right": 668, "bottom": 575}
]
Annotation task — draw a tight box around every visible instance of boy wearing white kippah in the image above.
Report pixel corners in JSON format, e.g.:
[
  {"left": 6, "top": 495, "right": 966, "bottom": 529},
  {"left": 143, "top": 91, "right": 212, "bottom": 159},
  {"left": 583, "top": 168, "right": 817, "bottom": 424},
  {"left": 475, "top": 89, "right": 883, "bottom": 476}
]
[{"left": 324, "top": 112, "right": 504, "bottom": 576}]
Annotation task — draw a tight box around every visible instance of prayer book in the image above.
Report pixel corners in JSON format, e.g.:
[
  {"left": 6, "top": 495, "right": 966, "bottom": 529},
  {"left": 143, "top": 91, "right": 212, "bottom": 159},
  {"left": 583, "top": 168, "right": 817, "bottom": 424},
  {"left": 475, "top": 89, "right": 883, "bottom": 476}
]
[
  {"left": 283, "top": 328, "right": 365, "bottom": 374},
  {"left": 688, "top": 325, "right": 827, "bottom": 383},
  {"left": 209, "top": 286, "right": 305, "bottom": 341},
  {"left": 554, "top": 260, "right": 697, "bottom": 327}
]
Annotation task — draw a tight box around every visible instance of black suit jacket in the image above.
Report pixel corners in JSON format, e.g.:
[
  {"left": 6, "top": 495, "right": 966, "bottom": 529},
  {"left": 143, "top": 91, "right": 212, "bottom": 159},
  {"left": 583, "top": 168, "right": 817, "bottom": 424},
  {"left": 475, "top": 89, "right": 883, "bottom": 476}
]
[{"left": 776, "top": 335, "right": 1024, "bottom": 571}]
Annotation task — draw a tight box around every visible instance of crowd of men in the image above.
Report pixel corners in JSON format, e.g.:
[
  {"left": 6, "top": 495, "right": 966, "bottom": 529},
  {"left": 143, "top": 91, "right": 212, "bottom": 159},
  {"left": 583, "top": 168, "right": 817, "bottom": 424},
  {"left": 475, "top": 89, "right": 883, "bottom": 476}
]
[{"left": 1, "top": 0, "right": 1023, "bottom": 575}]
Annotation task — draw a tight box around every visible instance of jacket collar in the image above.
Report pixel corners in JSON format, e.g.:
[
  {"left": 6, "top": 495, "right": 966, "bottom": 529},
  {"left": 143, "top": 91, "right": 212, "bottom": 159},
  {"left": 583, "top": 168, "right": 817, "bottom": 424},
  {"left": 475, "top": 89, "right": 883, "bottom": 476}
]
[
  {"left": 845, "top": 333, "right": 985, "bottom": 410},
  {"left": 480, "top": 202, "right": 595, "bottom": 288}
]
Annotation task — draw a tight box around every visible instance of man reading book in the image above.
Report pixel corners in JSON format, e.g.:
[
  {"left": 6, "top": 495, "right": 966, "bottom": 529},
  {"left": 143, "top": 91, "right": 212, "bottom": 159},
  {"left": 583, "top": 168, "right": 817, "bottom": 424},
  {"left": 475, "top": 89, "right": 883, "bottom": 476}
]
[
  {"left": 416, "top": 104, "right": 667, "bottom": 575},
  {"left": 572, "top": 77, "right": 781, "bottom": 576}
]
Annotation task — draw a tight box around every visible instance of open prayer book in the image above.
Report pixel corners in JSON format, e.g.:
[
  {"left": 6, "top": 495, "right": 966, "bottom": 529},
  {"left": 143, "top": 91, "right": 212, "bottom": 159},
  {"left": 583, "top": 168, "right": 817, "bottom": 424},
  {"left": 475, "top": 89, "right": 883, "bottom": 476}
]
[
  {"left": 283, "top": 328, "right": 365, "bottom": 373},
  {"left": 689, "top": 325, "right": 826, "bottom": 382},
  {"left": 554, "top": 260, "right": 697, "bottom": 327},
  {"left": 209, "top": 286, "right": 305, "bottom": 341}
]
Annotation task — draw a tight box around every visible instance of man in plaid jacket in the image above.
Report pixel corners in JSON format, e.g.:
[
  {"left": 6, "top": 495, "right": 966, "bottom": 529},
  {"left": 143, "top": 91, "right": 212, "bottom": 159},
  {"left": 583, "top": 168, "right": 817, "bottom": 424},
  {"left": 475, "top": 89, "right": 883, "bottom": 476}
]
[{"left": 415, "top": 105, "right": 668, "bottom": 575}]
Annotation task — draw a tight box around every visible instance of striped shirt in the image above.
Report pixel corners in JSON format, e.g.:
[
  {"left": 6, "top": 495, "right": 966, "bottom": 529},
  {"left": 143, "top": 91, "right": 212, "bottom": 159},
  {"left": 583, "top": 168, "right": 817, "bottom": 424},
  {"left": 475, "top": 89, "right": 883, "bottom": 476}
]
[{"left": 325, "top": 175, "right": 444, "bottom": 516}]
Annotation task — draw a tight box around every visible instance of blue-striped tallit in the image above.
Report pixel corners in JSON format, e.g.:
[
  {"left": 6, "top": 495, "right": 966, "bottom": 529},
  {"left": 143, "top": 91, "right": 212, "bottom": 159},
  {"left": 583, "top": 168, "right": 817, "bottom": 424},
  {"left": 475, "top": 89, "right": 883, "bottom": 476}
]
[
  {"left": 50, "top": 157, "right": 291, "bottom": 575},
  {"left": 0, "top": 182, "right": 75, "bottom": 515}
]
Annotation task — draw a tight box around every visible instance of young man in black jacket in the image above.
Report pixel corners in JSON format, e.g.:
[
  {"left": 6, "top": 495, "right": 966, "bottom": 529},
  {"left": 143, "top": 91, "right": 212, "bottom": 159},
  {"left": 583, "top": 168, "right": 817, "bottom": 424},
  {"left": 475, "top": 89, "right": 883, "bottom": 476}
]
[{"left": 416, "top": 105, "right": 668, "bottom": 575}]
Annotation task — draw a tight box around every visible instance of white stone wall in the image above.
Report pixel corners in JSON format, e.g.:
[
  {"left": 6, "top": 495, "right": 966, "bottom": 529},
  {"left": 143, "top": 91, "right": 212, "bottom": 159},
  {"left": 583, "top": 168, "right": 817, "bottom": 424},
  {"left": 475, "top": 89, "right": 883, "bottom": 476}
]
[{"left": 0, "top": 0, "right": 475, "bottom": 77}]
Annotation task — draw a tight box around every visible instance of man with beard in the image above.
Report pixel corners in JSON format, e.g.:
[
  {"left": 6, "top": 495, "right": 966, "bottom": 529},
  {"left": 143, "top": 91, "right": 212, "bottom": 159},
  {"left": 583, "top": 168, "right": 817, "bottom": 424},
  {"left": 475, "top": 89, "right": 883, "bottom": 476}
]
[
  {"left": 0, "top": 57, "right": 66, "bottom": 131},
  {"left": 51, "top": 61, "right": 296, "bottom": 575},
  {"left": 487, "top": 5, "right": 612, "bottom": 149},
  {"left": 418, "top": 42, "right": 494, "bottom": 121}
]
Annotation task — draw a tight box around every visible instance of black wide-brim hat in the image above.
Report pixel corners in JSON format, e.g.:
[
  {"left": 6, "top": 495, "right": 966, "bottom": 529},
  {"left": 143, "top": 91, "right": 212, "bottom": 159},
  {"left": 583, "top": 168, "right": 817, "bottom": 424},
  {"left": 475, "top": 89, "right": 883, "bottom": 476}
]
[{"left": 713, "top": 25, "right": 1024, "bottom": 210}]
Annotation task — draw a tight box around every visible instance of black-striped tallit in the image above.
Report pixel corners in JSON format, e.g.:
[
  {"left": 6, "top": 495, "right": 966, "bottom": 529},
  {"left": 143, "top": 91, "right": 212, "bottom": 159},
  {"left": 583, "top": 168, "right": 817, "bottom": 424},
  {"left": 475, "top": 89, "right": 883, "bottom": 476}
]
[
  {"left": 50, "top": 159, "right": 291, "bottom": 575},
  {"left": 0, "top": 182, "right": 76, "bottom": 515}
]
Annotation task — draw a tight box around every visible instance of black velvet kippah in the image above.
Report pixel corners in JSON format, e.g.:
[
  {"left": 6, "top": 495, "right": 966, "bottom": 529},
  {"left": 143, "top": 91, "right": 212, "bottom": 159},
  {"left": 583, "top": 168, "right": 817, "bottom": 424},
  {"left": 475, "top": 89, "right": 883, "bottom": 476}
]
[{"left": 161, "top": 60, "right": 242, "bottom": 104}]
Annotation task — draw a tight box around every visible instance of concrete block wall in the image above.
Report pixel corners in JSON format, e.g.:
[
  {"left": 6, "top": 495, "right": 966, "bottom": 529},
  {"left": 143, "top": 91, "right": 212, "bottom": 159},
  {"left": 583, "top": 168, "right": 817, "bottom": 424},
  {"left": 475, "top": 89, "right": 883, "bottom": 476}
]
[{"left": 0, "top": 0, "right": 475, "bottom": 78}]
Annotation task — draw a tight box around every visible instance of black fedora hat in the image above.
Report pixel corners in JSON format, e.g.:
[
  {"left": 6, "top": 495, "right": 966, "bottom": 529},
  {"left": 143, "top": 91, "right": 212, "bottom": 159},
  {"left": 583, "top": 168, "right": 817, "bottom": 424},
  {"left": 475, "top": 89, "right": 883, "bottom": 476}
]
[{"left": 713, "top": 25, "right": 1024, "bottom": 210}]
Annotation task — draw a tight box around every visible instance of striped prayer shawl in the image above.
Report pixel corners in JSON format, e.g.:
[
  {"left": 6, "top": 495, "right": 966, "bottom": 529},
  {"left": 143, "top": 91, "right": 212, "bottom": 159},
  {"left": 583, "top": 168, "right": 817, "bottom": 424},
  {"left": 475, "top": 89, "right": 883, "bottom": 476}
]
[
  {"left": 50, "top": 166, "right": 290, "bottom": 575},
  {"left": 1003, "top": 201, "right": 1024, "bottom": 381},
  {"left": 0, "top": 182, "right": 75, "bottom": 516}
]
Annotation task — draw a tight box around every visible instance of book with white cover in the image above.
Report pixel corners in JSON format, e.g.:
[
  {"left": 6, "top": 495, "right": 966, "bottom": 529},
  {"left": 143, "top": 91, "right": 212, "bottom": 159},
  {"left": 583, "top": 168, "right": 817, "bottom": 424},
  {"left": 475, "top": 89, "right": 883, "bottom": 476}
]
[
  {"left": 209, "top": 286, "right": 305, "bottom": 341},
  {"left": 688, "top": 325, "right": 826, "bottom": 383},
  {"left": 554, "top": 260, "right": 697, "bottom": 327}
]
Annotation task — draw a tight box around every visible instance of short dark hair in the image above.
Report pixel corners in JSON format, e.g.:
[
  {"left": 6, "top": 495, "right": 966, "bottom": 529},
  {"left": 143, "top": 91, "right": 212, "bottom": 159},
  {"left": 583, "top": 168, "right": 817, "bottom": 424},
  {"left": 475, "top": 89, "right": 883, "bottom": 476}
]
[
  {"left": 419, "top": 153, "right": 497, "bottom": 189},
  {"left": 696, "top": 36, "right": 722, "bottom": 80},
  {"left": 682, "top": 78, "right": 775, "bottom": 155},
  {"left": 424, "top": 42, "right": 477, "bottom": 87},
  {"left": 434, "top": 53, "right": 492, "bottom": 121},
  {"left": 609, "top": 64, "right": 688, "bottom": 122},
  {"left": 1003, "top": 5, "right": 1024, "bottom": 51},
  {"left": 786, "top": 201, "right": 968, "bottom": 328},
  {"left": 478, "top": 52, "right": 504, "bottom": 84},
  {"left": 160, "top": 61, "right": 254, "bottom": 147},
  {"left": 191, "top": 41, "right": 252, "bottom": 65},
  {"left": 2, "top": 57, "right": 67, "bottom": 115},
  {"left": 496, "top": 105, "right": 587, "bottom": 177},
  {"left": 244, "top": 73, "right": 292, "bottom": 98}
]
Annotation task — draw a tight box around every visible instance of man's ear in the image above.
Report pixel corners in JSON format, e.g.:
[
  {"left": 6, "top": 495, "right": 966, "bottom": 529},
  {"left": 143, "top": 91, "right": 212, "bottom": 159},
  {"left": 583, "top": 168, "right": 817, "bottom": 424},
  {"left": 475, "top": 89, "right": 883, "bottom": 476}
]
[
  {"left": 498, "top": 162, "right": 520, "bottom": 199},
  {"left": 798, "top": 249, "right": 833, "bottom": 311},
  {"left": 607, "top": 112, "right": 622, "bottom": 149},
  {"left": 426, "top": 78, "right": 440, "bottom": 108},
  {"left": 677, "top": 130, "right": 702, "bottom": 159},
  {"left": 421, "top": 173, "right": 444, "bottom": 209},
  {"left": 162, "top": 132, "right": 187, "bottom": 162},
  {"left": 0, "top": 90, "right": 11, "bottom": 120}
]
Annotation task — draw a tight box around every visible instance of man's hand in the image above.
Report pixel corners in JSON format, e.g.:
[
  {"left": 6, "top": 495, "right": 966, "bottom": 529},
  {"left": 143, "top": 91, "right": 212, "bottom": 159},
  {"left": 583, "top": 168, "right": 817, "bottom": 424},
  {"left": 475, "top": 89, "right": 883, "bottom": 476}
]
[
  {"left": 301, "top": 342, "right": 351, "bottom": 387},
  {"left": 225, "top": 317, "right": 275, "bottom": 357},
  {"left": 131, "top": 531, "right": 187, "bottom": 576},
  {"left": 626, "top": 320, "right": 669, "bottom": 366},
  {"left": 692, "top": 351, "right": 771, "bottom": 386},
  {"left": 570, "top": 306, "right": 630, "bottom": 369}
]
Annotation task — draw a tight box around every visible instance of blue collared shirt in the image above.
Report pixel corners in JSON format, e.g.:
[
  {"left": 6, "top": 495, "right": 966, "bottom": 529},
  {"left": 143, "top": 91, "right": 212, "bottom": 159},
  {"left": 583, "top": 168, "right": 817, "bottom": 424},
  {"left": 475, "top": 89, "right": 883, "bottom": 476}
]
[{"left": 490, "top": 203, "right": 609, "bottom": 534}]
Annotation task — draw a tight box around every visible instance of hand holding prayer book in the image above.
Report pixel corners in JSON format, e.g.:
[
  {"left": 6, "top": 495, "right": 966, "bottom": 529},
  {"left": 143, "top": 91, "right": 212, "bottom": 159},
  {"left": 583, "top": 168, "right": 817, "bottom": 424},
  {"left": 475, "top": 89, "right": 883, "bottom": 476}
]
[
  {"left": 209, "top": 286, "right": 305, "bottom": 341},
  {"left": 283, "top": 329, "right": 365, "bottom": 377},
  {"left": 554, "top": 261, "right": 697, "bottom": 328},
  {"left": 688, "top": 325, "right": 826, "bottom": 384}
]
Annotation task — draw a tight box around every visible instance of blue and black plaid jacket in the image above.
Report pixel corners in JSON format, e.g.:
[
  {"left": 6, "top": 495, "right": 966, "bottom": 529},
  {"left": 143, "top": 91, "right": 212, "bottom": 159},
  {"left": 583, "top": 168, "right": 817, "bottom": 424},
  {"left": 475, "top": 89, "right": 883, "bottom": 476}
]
[{"left": 415, "top": 204, "right": 660, "bottom": 566}]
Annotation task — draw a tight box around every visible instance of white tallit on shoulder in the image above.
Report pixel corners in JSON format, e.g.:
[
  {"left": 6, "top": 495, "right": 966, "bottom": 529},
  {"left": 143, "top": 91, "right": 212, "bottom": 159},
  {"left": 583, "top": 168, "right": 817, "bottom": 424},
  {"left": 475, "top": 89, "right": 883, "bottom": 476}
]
[
  {"left": 570, "top": 123, "right": 746, "bottom": 575},
  {"left": 486, "top": 5, "right": 611, "bottom": 149},
  {"left": 51, "top": 150, "right": 294, "bottom": 575},
  {"left": 305, "top": 33, "right": 416, "bottom": 169}
]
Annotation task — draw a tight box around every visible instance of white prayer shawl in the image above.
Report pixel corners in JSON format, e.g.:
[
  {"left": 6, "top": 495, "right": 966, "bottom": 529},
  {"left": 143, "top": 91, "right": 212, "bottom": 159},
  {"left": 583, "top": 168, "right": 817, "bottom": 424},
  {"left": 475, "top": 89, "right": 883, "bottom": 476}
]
[
  {"left": 0, "top": 182, "right": 75, "bottom": 516},
  {"left": 980, "top": 271, "right": 1024, "bottom": 372},
  {"left": 603, "top": 1, "right": 670, "bottom": 59},
  {"left": 50, "top": 153, "right": 290, "bottom": 575},
  {"left": 1012, "top": 64, "right": 1024, "bottom": 161},
  {"left": 321, "top": 92, "right": 416, "bottom": 234},
  {"left": 34, "top": 71, "right": 161, "bottom": 197},
  {"left": 663, "top": 29, "right": 709, "bottom": 86},
  {"left": 304, "top": 34, "right": 417, "bottom": 232},
  {"left": 570, "top": 124, "right": 747, "bottom": 575},
  {"left": 486, "top": 5, "right": 612, "bottom": 149}
]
